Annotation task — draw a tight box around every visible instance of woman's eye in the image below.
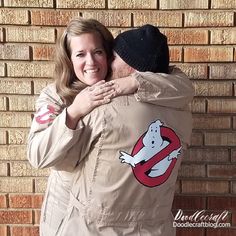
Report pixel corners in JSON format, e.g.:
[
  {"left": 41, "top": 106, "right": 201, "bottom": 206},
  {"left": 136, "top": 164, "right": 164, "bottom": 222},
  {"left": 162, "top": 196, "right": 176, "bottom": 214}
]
[
  {"left": 95, "top": 50, "right": 103, "bottom": 55},
  {"left": 76, "top": 53, "right": 84, "bottom": 57}
]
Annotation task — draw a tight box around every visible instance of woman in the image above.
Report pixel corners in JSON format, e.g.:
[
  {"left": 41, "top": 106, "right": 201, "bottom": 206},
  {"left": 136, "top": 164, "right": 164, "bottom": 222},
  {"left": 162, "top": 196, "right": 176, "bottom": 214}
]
[
  {"left": 28, "top": 18, "right": 118, "bottom": 236},
  {"left": 28, "top": 18, "right": 143, "bottom": 236},
  {"left": 28, "top": 18, "right": 193, "bottom": 236}
]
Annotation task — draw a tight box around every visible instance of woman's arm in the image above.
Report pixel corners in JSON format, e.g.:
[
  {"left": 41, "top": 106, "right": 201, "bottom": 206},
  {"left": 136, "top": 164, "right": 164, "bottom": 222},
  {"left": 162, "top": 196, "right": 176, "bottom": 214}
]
[
  {"left": 66, "top": 80, "right": 115, "bottom": 129},
  {"left": 27, "top": 81, "right": 115, "bottom": 169},
  {"left": 112, "top": 67, "right": 194, "bottom": 109}
]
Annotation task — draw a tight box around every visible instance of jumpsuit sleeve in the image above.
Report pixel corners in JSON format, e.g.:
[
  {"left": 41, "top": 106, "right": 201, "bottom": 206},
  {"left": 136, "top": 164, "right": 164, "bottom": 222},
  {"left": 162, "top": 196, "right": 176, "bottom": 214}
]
[
  {"left": 134, "top": 67, "right": 194, "bottom": 109},
  {"left": 27, "top": 84, "right": 85, "bottom": 169}
]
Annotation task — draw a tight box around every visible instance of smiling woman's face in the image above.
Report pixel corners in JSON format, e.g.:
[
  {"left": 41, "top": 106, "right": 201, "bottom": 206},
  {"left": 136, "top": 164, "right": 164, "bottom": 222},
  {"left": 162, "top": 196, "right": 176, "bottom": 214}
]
[{"left": 70, "top": 32, "right": 108, "bottom": 85}]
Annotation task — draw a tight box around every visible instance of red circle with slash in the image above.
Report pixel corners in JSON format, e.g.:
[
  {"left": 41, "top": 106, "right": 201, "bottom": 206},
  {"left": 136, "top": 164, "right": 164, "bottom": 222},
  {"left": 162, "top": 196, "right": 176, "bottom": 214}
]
[
  {"left": 35, "top": 105, "right": 56, "bottom": 124},
  {"left": 132, "top": 126, "right": 181, "bottom": 187}
]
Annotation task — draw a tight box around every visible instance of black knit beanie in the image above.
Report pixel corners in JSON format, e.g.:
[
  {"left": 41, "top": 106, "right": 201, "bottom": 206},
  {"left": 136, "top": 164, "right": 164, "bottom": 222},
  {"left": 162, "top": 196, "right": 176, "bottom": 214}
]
[{"left": 113, "top": 24, "right": 169, "bottom": 73}]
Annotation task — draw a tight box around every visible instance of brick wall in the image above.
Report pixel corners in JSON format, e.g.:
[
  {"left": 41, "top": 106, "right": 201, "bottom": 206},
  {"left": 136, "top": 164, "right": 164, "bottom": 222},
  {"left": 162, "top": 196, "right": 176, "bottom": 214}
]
[{"left": 0, "top": 0, "right": 235, "bottom": 235}]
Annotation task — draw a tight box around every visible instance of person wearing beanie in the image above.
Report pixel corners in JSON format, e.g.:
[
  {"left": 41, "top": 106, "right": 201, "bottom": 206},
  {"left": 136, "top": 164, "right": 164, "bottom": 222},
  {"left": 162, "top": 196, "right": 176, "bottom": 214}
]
[
  {"left": 30, "top": 20, "right": 194, "bottom": 236},
  {"left": 111, "top": 25, "right": 193, "bottom": 111},
  {"left": 113, "top": 24, "right": 169, "bottom": 74}
]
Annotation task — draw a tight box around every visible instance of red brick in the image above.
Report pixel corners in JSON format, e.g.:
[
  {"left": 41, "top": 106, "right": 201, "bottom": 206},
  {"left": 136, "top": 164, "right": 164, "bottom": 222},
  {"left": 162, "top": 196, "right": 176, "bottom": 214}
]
[
  {"left": 184, "top": 47, "right": 233, "bottom": 62},
  {"left": 188, "top": 148, "right": 229, "bottom": 163},
  {"left": 208, "top": 196, "right": 236, "bottom": 210},
  {"left": 57, "top": 0, "right": 105, "bottom": 8},
  {"left": 108, "top": 0, "right": 157, "bottom": 9},
  {"left": 6, "top": 27, "right": 55, "bottom": 43},
  {"left": 34, "top": 209, "right": 41, "bottom": 224},
  {"left": 176, "top": 227, "right": 205, "bottom": 236},
  {"left": 190, "top": 98, "right": 206, "bottom": 113},
  {"left": 8, "top": 95, "right": 36, "bottom": 112},
  {"left": 234, "top": 47, "right": 236, "bottom": 62},
  {"left": 11, "top": 226, "right": 39, "bottom": 236},
  {"left": 4, "top": 0, "right": 53, "bottom": 8},
  {"left": 0, "top": 226, "right": 7, "bottom": 236},
  {"left": 9, "top": 194, "right": 43, "bottom": 208},
  {"left": 0, "top": 112, "right": 32, "bottom": 128},
  {"left": 0, "top": 96, "right": 7, "bottom": 111},
  {"left": 233, "top": 181, "right": 236, "bottom": 194},
  {"left": 160, "top": 0, "right": 208, "bottom": 9},
  {"left": 169, "top": 47, "right": 182, "bottom": 62},
  {"left": 208, "top": 99, "right": 236, "bottom": 113},
  {"left": 163, "top": 29, "right": 208, "bottom": 45},
  {"left": 191, "top": 132, "right": 204, "bottom": 146},
  {"left": 0, "top": 210, "right": 32, "bottom": 224},
  {"left": 7, "top": 62, "right": 54, "bottom": 78},
  {"left": 0, "top": 177, "right": 33, "bottom": 193},
  {"left": 185, "top": 12, "right": 234, "bottom": 27},
  {"left": 182, "top": 180, "right": 229, "bottom": 194},
  {"left": 0, "top": 9, "right": 29, "bottom": 25},
  {"left": 231, "top": 149, "right": 236, "bottom": 162},
  {"left": 8, "top": 129, "right": 30, "bottom": 145},
  {"left": 0, "top": 79, "right": 31, "bottom": 95},
  {"left": 0, "top": 130, "right": 7, "bottom": 144},
  {"left": 211, "top": 29, "right": 236, "bottom": 44},
  {"left": 10, "top": 161, "right": 49, "bottom": 177},
  {"left": 193, "top": 116, "right": 231, "bottom": 129},
  {"left": 0, "top": 145, "right": 27, "bottom": 161},
  {"left": 0, "top": 45, "right": 30, "bottom": 60},
  {"left": 172, "top": 196, "right": 206, "bottom": 210},
  {"left": 33, "top": 79, "right": 52, "bottom": 95},
  {"left": 232, "top": 212, "right": 236, "bottom": 226},
  {"left": 31, "top": 10, "right": 79, "bottom": 26},
  {"left": 82, "top": 10, "right": 131, "bottom": 27},
  {"left": 34, "top": 178, "right": 48, "bottom": 193},
  {"left": 179, "top": 164, "right": 206, "bottom": 177},
  {"left": 233, "top": 119, "right": 236, "bottom": 130},
  {"left": 0, "top": 194, "right": 7, "bottom": 208},
  {"left": 0, "top": 62, "right": 5, "bottom": 76},
  {"left": 0, "top": 161, "right": 8, "bottom": 176},
  {"left": 133, "top": 11, "right": 182, "bottom": 27},
  {"left": 206, "top": 228, "right": 236, "bottom": 236},
  {"left": 208, "top": 165, "right": 236, "bottom": 178},
  {"left": 193, "top": 81, "right": 233, "bottom": 96},
  {"left": 0, "top": 28, "right": 3, "bottom": 42},
  {"left": 205, "top": 132, "right": 236, "bottom": 146},
  {"left": 177, "top": 64, "right": 208, "bottom": 79},
  {"left": 32, "top": 45, "right": 55, "bottom": 61},
  {"left": 209, "top": 64, "right": 236, "bottom": 80},
  {"left": 211, "top": 0, "right": 236, "bottom": 9}
]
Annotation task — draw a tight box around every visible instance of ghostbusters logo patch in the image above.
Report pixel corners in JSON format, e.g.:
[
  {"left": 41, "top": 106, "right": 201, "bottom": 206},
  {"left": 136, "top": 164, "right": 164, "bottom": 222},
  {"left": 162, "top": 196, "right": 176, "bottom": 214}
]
[
  {"left": 35, "top": 105, "right": 57, "bottom": 124},
  {"left": 119, "top": 120, "right": 182, "bottom": 187}
]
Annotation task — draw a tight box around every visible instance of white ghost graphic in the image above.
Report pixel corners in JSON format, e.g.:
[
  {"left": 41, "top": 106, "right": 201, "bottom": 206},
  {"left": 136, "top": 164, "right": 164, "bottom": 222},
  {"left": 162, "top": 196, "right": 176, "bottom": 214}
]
[{"left": 119, "top": 120, "right": 181, "bottom": 177}]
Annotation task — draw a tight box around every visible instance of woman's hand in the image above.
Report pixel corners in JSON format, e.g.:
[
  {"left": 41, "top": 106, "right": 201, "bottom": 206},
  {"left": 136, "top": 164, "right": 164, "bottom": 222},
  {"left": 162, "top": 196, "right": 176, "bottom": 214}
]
[
  {"left": 66, "top": 80, "right": 116, "bottom": 129},
  {"left": 112, "top": 74, "right": 139, "bottom": 96}
]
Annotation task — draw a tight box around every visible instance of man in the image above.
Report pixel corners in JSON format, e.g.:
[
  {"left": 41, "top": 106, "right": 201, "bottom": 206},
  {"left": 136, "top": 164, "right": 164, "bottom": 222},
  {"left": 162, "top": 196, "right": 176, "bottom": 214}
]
[{"left": 56, "top": 25, "right": 193, "bottom": 236}]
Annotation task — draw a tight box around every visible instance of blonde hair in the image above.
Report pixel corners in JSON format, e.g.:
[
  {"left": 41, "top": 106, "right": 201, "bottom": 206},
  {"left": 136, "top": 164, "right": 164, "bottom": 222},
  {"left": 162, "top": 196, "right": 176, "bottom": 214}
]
[{"left": 54, "top": 18, "right": 114, "bottom": 106}]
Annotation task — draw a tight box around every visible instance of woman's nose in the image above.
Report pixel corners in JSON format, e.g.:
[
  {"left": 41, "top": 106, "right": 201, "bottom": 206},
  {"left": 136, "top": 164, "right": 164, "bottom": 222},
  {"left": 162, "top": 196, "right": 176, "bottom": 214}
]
[{"left": 86, "top": 54, "right": 95, "bottom": 64}]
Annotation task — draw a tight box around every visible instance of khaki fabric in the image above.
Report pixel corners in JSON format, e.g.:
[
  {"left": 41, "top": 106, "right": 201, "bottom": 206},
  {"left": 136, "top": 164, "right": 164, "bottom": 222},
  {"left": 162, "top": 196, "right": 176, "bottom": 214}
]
[
  {"left": 57, "top": 96, "right": 191, "bottom": 236},
  {"left": 27, "top": 69, "right": 193, "bottom": 236}
]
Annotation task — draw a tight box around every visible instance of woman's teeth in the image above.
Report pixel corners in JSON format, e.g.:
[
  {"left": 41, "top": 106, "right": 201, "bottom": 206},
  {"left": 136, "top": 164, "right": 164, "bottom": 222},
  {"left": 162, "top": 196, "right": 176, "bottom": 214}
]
[{"left": 85, "top": 69, "right": 99, "bottom": 74}]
